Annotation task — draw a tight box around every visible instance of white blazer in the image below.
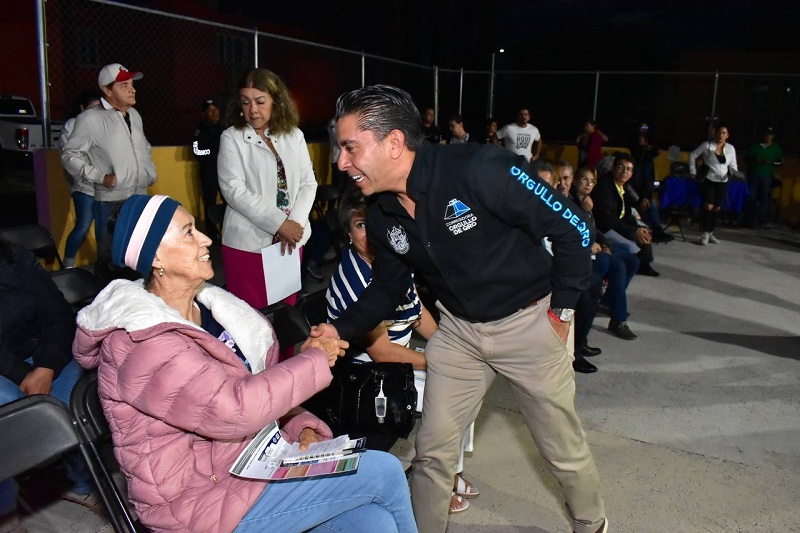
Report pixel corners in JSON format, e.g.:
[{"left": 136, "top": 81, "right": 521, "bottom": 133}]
[{"left": 217, "top": 124, "right": 317, "bottom": 252}]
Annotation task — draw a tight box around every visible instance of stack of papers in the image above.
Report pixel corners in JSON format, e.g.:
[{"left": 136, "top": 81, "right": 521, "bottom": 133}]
[{"left": 230, "top": 421, "right": 366, "bottom": 480}]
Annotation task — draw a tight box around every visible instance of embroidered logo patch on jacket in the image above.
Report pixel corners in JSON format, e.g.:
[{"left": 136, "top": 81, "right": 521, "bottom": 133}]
[
  {"left": 388, "top": 226, "right": 410, "bottom": 254},
  {"left": 444, "top": 198, "right": 478, "bottom": 236}
]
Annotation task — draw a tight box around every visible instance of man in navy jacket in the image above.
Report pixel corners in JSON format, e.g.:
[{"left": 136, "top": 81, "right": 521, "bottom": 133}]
[{"left": 310, "top": 85, "right": 607, "bottom": 533}]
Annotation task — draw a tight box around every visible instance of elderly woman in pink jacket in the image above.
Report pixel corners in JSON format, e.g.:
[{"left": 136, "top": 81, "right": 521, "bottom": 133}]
[{"left": 73, "top": 194, "right": 417, "bottom": 533}]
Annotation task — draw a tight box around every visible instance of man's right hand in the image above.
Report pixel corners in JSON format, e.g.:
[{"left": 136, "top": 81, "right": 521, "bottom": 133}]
[
  {"left": 304, "top": 337, "right": 349, "bottom": 366},
  {"left": 636, "top": 227, "right": 652, "bottom": 245},
  {"left": 103, "top": 173, "right": 117, "bottom": 188},
  {"left": 305, "top": 322, "right": 340, "bottom": 343}
]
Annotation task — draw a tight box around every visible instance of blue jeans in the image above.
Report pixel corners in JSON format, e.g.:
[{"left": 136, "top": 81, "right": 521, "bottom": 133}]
[
  {"left": 93, "top": 200, "right": 124, "bottom": 253},
  {"left": 233, "top": 450, "right": 417, "bottom": 533},
  {"left": 748, "top": 174, "right": 772, "bottom": 224},
  {"left": 0, "top": 359, "right": 92, "bottom": 514},
  {"left": 602, "top": 251, "right": 639, "bottom": 323},
  {"left": 64, "top": 192, "right": 96, "bottom": 260}
]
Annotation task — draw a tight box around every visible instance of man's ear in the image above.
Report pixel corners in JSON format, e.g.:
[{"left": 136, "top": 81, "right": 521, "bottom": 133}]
[{"left": 387, "top": 129, "right": 406, "bottom": 159}]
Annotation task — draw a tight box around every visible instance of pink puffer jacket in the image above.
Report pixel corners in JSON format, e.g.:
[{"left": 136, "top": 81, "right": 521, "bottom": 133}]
[{"left": 73, "top": 280, "right": 333, "bottom": 533}]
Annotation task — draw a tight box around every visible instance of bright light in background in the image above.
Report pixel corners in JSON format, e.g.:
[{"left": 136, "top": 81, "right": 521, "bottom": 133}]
[{"left": 499, "top": 48, "right": 505, "bottom": 53}]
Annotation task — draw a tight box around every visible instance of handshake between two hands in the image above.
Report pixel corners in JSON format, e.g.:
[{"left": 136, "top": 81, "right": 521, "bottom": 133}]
[{"left": 302, "top": 323, "right": 347, "bottom": 367}]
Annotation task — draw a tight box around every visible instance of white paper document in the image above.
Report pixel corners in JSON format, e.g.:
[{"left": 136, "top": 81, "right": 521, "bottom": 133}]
[
  {"left": 230, "top": 421, "right": 365, "bottom": 481},
  {"left": 261, "top": 242, "right": 302, "bottom": 305}
]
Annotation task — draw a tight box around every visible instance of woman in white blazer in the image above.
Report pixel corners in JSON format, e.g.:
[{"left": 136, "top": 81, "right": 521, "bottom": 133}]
[
  {"left": 689, "top": 123, "right": 737, "bottom": 245},
  {"left": 217, "top": 68, "right": 317, "bottom": 310}
]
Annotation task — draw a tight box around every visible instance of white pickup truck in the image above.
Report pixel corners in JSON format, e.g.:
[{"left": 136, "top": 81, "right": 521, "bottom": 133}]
[{"left": 0, "top": 95, "right": 63, "bottom": 170}]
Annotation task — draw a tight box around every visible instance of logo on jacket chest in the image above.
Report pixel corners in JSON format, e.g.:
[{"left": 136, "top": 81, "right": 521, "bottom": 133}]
[
  {"left": 388, "top": 226, "right": 410, "bottom": 254},
  {"left": 444, "top": 199, "right": 477, "bottom": 236}
]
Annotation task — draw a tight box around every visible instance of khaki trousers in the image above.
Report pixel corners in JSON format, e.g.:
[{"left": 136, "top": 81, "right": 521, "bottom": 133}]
[{"left": 409, "top": 297, "right": 605, "bottom": 533}]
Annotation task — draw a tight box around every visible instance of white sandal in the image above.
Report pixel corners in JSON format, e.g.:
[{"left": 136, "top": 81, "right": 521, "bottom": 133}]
[
  {"left": 449, "top": 492, "right": 470, "bottom": 514},
  {"left": 453, "top": 474, "right": 480, "bottom": 498}
]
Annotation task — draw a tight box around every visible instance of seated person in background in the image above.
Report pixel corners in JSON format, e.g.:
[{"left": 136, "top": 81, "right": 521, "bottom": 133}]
[
  {"left": 572, "top": 167, "right": 640, "bottom": 346},
  {"left": 326, "top": 188, "right": 480, "bottom": 515},
  {"left": 533, "top": 159, "right": 555, "bottom": 185},
  {"left": 481, "top": 117, "right": 500, "bottom": 145},
  {"left": 591, "top": 153, "right": 660, "bottom": 277},
  {"left": 72, "top": 194, "right": 417, "bottom": 533},
  {"left": 447, "top": 115, "right": 477, "bottom": 144},
  {"left": 421, "top": 107, "right": 442, "bottom": 144},
  {"left": 0, "top": 239, "right": 100, "bottom": 531}
]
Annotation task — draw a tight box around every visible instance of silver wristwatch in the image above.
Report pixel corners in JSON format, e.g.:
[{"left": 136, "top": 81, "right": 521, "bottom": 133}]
[{"left": 549, "top": 308, "right": 575, "bottom": 322}]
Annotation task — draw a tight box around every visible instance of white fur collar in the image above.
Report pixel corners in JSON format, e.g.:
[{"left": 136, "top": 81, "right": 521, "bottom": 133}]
[{"left": 77, "top": 279, "right": 273, "bottom": 373}]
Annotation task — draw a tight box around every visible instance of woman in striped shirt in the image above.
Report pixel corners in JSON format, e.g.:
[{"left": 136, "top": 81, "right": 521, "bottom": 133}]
[{"left": 326, "top": 188, "right": 480, "bottom": 514}]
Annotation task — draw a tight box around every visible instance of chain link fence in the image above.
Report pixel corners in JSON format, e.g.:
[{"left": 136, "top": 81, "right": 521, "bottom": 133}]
[{"left": 44, "top": 0, "right": 800, "bottom": 154}]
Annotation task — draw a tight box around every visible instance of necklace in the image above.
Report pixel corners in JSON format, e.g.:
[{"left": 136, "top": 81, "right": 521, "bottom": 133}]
[{"left": 356, "top": 251, "right": 373, "bottom": 267}]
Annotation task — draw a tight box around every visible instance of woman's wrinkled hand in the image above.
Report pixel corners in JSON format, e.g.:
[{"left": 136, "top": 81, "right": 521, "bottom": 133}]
[
  {"left": 305, "top": 337, "right": 349, "bottom": 366},
  {"left": 298, "top": 427, "right": 323, "bottom": 451}
]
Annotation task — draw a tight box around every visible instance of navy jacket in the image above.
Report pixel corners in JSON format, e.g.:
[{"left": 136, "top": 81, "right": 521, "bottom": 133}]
[{"left": 332, "top": 142, "right": 594, "bottom": 341}]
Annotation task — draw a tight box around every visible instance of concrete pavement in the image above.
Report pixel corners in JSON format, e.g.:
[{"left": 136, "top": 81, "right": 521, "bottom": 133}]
[{"left": 12, "top": 223, "right": 800, "bottom": 532}]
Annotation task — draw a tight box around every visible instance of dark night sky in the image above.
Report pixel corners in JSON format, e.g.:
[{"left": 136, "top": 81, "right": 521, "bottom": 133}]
[{"left": 218, "top": 0, "right": 799, "bottom": 71}]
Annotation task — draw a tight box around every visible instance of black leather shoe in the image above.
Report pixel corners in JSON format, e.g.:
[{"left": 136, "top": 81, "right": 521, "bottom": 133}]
[
  {"left": 579, "top": 345, "right": 602, "bottom": 357},
  {"left": 637, "top": 265, "right": 661, "bottom": 277},
  {"left": 652, "top": 232, "right": 675, "bottom": 244},
  {"left": 573, "top": 357, "right": 598, "bottom": 374},
  {"left": 608, "top": 320, "right": 638, "bottom": 340}
]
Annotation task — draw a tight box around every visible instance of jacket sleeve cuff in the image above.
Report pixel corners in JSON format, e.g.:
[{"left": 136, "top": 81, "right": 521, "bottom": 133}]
[{"left": 550, "top": 289, "right": 581, "bottom": 310}]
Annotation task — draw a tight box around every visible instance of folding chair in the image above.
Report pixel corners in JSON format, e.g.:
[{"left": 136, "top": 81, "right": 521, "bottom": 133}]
[
  {"left": 0, "top": 395, "right": 80, "bottom": 482},
  {"left": 297, "top": 288, "right": 329, "bottom": 329},
  {"left": 205, "top": 203, "right": 226, "bottom": 241},
  {"left": 48, "top": 268, "right": 101, "bottom": 312},
  {"left": 0, "top": 224, "right": 64, "bottom": 268},
  {"left": 70, "top": 370, "right": 148, "bottom": 533},
  {"left": 313, "top": 185, "right": 346, "bottom": 260},
  {"left": 260, "top": 301, "right": 311, "bottom": 350},
  {"left": 659, "top": 176, "right": 698, "bottom": 242}
]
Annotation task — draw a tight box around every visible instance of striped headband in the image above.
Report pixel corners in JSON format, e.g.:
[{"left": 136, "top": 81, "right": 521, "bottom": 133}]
[{"left": 112, "top": 194, "right": 181, "bottom": 278}]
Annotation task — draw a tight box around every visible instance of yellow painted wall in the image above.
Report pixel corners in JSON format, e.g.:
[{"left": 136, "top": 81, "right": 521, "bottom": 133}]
[
  {"left": 37, "top": 141, "right": 800, "bottom": 268},
  {"left": 38, "top": 142, "right": 334, "bottom": 267}
]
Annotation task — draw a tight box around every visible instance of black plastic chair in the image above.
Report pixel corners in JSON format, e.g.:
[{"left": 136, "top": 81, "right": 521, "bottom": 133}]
[
  {"left": 313, "top": 185, "right": 346, "bottom": 259},
  {"left": 205, "top": 203, "right": 226, "bottom": 241},
  {"left": 48, "top": 268, "right": 101, "bottom": 312},
  {"left": 70, "top": 370, "right": 148, "bottom": 533},
  {"left": 297, "top": 288, "right": 329, "bottom": 329},
  {"left": 260, "top": 301, "right": 312, "bottom": 349},
  {"left": 0, "top": 224, "right": 64, "bottom": 268},
  {"left": 0, "top": 395, "right": 80, "bottom": 482}
]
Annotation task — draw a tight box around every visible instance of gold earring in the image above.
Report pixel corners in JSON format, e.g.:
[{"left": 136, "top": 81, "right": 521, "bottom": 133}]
[{"left": 158, "top": 267, "right": 164, "bottom": 277}]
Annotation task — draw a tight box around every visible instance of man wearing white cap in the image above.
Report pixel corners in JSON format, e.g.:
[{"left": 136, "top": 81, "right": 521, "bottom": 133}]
[{"left": 62, "top": 63, "right": 157, "bottom": 283}]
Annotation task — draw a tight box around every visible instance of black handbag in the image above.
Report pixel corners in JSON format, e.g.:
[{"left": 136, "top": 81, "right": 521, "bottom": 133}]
[{"left": 305, "top": 359, "right": 417, "bottom": 440}]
